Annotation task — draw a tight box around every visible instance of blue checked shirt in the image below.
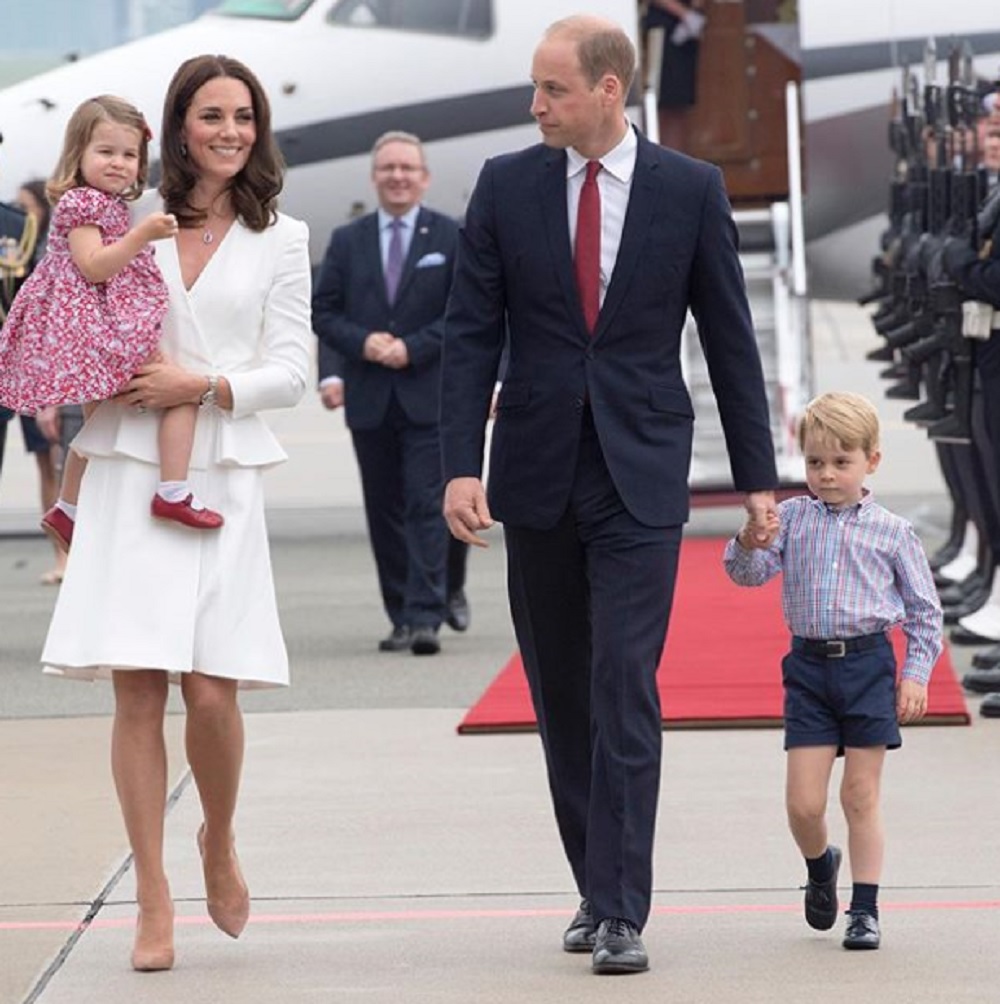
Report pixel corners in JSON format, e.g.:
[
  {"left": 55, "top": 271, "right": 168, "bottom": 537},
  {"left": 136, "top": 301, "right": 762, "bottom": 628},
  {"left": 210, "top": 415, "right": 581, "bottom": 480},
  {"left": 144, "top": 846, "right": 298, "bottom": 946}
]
[{"left": 723, "top": 492, "right": 943, "bottom": 684}]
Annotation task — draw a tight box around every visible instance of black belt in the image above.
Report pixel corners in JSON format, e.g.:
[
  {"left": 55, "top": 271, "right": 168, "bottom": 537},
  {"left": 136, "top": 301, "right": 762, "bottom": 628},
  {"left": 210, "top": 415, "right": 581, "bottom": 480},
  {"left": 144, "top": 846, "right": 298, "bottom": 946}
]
[{"left": 792, "top": 634, "right": 887, "bottom": 659}]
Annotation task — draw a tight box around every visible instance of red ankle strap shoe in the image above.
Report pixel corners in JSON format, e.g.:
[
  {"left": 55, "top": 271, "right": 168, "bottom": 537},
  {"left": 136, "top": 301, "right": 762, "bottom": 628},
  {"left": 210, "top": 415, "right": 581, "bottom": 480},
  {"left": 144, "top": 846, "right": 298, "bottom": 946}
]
[{"left": 151, "top": 494, "right": 224, "bottom": 530}]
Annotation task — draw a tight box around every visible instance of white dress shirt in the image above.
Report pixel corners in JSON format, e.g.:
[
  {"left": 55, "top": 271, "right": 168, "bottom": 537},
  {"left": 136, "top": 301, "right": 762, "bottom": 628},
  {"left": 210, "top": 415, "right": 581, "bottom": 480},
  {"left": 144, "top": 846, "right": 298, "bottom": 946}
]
[{"left": 565, "top": 123, "right": 638, "bottom": 307}]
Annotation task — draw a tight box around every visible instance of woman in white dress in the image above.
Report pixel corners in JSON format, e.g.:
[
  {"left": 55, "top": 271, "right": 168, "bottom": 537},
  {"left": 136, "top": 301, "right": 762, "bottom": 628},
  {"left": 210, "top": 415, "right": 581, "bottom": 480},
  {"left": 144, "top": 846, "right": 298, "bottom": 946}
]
[{"left": 42, "top": 54, "right": 312, "bottom": 971}]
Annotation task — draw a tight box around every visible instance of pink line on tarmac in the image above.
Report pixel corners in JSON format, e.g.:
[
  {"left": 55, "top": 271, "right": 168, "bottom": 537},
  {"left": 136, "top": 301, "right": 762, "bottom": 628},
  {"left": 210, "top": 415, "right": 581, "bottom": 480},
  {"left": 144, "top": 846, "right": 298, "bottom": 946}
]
[{"left": 2, "top": 899, "right": 1000, "bottom": 933}]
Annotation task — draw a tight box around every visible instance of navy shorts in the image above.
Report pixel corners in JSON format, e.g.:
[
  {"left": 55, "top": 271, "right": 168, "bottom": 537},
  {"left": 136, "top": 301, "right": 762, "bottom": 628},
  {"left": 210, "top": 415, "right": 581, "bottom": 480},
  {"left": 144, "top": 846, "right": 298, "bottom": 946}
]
[{"left": 782, "top": 635, "right": 901, "bottom": 754}]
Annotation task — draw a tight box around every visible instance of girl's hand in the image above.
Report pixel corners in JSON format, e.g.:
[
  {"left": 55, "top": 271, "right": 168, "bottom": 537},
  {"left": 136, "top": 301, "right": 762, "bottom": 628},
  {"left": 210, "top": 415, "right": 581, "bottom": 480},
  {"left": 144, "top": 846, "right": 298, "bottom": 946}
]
[
  {"left": 117, "top": 357, "right": 202, "bottom": 411},
  {"left": 136, "top": 212, "right": 178, "bottom": 243}
]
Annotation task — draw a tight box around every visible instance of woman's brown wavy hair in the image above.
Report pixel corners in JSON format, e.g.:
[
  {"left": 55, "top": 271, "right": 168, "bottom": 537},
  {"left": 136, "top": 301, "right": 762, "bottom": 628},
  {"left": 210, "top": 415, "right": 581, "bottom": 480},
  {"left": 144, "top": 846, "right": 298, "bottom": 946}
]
[{"left": 159, "top": 54, "right": 284, "bottom": 233}]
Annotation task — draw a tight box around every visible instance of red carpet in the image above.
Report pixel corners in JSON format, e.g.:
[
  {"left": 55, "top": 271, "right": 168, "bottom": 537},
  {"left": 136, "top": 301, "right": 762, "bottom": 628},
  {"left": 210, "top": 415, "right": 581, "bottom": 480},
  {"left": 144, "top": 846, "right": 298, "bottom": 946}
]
[{"left": 458, "top": 537, "right": 970, "bottom": 734}]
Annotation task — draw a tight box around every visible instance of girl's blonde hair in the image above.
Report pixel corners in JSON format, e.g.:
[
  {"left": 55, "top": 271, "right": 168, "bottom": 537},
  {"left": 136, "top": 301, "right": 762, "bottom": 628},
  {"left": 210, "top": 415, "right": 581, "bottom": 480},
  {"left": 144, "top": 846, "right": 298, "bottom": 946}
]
[
  {"left": 46, "top": 95, "right": 151, "bottom": 204},
  {"left": 798, "top": 392, "right": 881, "bottom": 456}
]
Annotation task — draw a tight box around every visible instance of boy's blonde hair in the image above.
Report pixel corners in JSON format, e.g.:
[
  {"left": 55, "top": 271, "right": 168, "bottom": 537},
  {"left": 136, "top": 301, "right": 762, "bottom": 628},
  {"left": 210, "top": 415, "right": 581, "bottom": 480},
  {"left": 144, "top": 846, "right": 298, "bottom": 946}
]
[
  {"left": 47, "top": 95, "right": 150, "bottom": 204},
  {"left": 798, "top": 392, "right": 881, "bottom": 456}
]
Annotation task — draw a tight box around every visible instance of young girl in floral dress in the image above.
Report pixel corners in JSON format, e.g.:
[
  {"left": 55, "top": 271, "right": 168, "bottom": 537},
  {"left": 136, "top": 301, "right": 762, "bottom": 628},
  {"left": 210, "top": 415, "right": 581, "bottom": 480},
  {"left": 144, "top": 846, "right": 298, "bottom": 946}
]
[{"left": 0, "top": 94, "right": 223, "bottom": 547}]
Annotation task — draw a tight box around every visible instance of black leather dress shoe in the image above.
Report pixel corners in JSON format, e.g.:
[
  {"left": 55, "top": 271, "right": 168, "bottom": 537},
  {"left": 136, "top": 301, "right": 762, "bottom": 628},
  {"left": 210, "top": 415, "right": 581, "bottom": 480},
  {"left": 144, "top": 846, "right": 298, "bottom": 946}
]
[
  {"left": 950, "top": 625, "right": 1000, "bottom": 646},
  {"left": 378, "top": 626, "right": 411, "bottom": 652},
  {"left": 410, "top": 625, "right": 440, "bottom": 656},
  {"left": 562, "top": 899, "right": 596, "bottom": 953},
  {"left": 843, "top": 910, "right": 880, "bottom": 950},
  {"left": 962, "top": 669, "right": 1000, "bottom": 694},
  {"left": 445, "top": 589, "right": 470, "bottom": 632},
  {"left": 804, "top": 845, "right": 841, "bottom": 931},
  {"left": 981, "top": 693, "right": 1000, "bottom": 718},
  {"left": 972, "top": 642, "right": 1000, "bottom": 670},
  {"left": 592, "top": 918, "right": 648, "bottom": 974}
]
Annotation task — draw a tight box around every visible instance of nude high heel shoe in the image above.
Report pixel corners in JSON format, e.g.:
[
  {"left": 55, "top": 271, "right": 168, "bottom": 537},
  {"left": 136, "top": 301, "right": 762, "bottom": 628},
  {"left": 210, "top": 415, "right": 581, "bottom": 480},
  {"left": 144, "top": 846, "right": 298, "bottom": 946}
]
[
  {"left": 197, "top": 823, "right": 250, "bottom": 939},
  {"left": 131, "top": 901, "right": 175, "bottom": 972}
]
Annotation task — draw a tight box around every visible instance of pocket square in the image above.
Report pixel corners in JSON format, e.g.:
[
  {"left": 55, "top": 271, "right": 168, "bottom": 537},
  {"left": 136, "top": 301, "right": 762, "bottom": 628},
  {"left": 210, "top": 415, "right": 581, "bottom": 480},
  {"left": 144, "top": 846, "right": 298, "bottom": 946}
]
[{"left": 416, "top": 251, "right": 447, "bottom": 268}]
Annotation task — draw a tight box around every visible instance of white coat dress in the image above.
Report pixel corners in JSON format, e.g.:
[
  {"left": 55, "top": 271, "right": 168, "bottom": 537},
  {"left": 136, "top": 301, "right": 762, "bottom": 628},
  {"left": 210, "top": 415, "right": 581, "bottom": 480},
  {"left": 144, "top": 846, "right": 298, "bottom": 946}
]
[{"left": 42, "top": 207, "right": 312, "bottom": 688}]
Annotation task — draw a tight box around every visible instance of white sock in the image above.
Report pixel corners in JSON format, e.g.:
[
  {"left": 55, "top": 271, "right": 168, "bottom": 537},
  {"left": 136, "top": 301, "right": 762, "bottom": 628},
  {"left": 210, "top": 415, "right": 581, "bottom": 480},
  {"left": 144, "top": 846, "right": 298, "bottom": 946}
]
[
  {"left": 55, "top": 499, "right": 77, "bottom": 520},
  {"left": 157, "top": 480, "right": 206, "bottom": 510}
]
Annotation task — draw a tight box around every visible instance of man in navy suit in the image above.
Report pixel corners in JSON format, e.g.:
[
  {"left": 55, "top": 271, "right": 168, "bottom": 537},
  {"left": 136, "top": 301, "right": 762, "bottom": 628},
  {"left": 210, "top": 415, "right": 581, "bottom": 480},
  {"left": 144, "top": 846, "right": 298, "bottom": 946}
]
[
  {"left": 315, "top": 338, "right": 472, "bottom": 633},
  {"left": 441, "top": 15, "right": 778, "bottom": 973},
  {"left": 314, "top": 131, "right": 459, "bottom": 655}
]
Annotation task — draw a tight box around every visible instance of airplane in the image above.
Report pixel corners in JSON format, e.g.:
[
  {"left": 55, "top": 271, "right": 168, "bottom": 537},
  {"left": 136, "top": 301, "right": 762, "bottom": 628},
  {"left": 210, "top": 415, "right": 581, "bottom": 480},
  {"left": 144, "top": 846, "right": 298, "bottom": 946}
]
[
  {"left": 0, "top": 0, "right": 998, "bottom": 485},
  {"left": 1, "top": 0, "right": 998, "bottom": 273}
]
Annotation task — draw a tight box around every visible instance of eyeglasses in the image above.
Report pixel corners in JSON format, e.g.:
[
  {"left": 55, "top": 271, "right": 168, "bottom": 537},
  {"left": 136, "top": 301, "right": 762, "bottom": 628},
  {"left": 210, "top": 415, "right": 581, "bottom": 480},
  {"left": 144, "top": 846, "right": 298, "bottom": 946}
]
[{"left": 374, "top": 163, "right": 425, "bottom": 175}]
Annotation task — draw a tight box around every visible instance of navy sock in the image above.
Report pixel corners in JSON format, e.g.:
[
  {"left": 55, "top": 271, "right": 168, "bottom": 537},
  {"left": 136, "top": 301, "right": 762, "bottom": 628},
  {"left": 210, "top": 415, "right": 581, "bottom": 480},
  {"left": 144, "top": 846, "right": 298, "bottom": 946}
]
[
  {"left": 806, "top": 848, "right": 834, "bottom": 883},
  {"left": 850, "top": 883, "right": 879, "bottom": 918}
]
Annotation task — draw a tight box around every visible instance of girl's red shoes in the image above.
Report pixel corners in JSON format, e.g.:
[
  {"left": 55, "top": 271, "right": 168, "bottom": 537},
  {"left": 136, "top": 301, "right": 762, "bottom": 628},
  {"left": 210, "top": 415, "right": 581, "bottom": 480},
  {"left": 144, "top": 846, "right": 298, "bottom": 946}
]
[{"left": 150, "top": 494, "right": 224, "bottom": 529}]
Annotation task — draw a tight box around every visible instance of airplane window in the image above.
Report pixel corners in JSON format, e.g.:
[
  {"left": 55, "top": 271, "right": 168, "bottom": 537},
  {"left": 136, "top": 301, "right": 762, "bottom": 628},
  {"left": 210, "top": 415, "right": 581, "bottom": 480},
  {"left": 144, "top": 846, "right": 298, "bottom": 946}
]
[
  {"left": 327, "top": 0, "right": 492, "bottom": 39},
  {"left": 215, "top": 0, "right": 315, "bottom": 19}
]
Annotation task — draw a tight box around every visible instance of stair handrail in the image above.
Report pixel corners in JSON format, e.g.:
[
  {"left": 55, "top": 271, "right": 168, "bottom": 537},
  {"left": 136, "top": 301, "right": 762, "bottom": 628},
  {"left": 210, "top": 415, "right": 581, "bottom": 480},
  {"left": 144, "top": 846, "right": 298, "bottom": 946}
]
[{"left": 785, "top": 79, "right": 807, "bottom": 297}]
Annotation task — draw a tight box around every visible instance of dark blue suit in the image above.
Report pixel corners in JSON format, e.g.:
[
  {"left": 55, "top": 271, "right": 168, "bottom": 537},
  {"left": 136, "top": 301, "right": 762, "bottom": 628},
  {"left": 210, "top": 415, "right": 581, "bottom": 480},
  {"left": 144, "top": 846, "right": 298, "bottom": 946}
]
[
  {"left": 314, "top": 206, "right": 459, "bottom": 629},
  {"left": 441, "top": 131, "right": 778, "bottom": 928}
]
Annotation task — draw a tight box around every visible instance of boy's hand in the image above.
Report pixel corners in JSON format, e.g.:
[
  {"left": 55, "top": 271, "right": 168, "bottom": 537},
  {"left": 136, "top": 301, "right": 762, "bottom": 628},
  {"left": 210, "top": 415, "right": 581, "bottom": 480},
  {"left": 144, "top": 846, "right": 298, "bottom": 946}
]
[
  {"left": 737, "top": 512, "right": 779, "bottom": 550},
  {"left": 897, "top": 678, "right": 928, "bottom": 724},
  {"left": 744, "top": 490, "right": 778, "bottom": 545}
]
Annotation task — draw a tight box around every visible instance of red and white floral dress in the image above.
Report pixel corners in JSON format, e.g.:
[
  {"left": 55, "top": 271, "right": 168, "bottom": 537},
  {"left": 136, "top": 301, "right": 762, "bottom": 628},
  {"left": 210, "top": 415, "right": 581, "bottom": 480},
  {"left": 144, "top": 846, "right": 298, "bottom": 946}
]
[{"left": 0, "top": 186, "right": 167, "bottom": 413}]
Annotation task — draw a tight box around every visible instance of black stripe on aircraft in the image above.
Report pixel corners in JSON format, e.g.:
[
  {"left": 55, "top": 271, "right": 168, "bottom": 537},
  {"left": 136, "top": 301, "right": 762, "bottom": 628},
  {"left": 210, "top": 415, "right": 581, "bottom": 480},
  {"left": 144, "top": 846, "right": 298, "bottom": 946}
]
[
  {"left": 274, "top": 83, "right": 534, "bottom": 169},
  {"left": 148, "top": 34, "right": 998, "bottom": 183},
  {"left": 804, "top": 31, "right": 1000, "bottom": 80}
]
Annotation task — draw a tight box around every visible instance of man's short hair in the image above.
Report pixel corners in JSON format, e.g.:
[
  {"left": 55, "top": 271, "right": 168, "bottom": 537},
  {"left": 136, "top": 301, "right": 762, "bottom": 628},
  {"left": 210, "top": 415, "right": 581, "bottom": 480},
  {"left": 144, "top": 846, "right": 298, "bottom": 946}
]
[{"left": 546, "top": 16, "right": 636, "bottom": 92}]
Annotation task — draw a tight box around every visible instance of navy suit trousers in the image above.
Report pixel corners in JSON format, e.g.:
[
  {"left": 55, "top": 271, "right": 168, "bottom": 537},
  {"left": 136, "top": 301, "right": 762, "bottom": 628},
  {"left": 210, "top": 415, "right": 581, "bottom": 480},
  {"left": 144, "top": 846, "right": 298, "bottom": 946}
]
[
  {"left": 503, "top": 407, "right": 682, "bottom": 930},
  {"left": 351, "top": 395, "right": 448, "bottom": 629}
]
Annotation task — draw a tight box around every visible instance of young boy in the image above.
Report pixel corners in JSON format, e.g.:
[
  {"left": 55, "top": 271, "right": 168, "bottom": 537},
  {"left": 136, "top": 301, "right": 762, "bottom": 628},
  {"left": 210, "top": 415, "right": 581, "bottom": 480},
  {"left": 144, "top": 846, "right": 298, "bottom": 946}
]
[{"left": 723, "top": 391, "right": 943, "bottom": 950}]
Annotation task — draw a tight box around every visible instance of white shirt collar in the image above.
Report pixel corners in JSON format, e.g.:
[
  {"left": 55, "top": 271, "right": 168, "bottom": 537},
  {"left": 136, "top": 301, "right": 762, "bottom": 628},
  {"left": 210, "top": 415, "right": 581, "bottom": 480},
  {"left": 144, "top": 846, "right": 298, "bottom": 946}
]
[{"left": 565, "top": 123, "right": 637, "bottom": 184}]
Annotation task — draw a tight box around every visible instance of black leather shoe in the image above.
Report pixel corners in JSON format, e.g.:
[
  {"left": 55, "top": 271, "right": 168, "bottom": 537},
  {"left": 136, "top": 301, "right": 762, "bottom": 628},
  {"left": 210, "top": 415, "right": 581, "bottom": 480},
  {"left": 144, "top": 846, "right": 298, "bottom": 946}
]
[
  {"left": 378, "top": 626, "right": 411, "bottom": 652},
  {"left": 410, "top": 625, "right": 440, "bottom": 655},
  {"left": 972, "top": 642, "right": 1000, "bottom": 670},
  {"left": 981, "top": 693, "right": 1000, "bottom": 718},
  {"left": 803, "top": 845, "right": 841, "bottom": 931},
  {"left": 591, "top": 918, "right": 648, "bottom": 974},
  {"left": 950, "top": 625, "right": 1000, "bottom": 646},
  {"left": 562, "top": 899, "right": 596, "bottom": 953},
  {"left": 445, "top": 589, "right": 470, "bottom": 632},
  {"left": 843, "top": 910, "right": 880, "bottom": 950},
  {"left": 962, "top": 669, "right": 1000, "bottom": 694}
]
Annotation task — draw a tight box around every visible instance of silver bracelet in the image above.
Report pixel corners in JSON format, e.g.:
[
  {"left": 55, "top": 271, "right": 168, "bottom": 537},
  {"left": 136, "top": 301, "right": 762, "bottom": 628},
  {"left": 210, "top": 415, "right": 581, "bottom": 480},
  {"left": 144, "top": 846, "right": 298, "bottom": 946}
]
[{"left": 199, "top": 374, "right": 219, "bottom": 409}]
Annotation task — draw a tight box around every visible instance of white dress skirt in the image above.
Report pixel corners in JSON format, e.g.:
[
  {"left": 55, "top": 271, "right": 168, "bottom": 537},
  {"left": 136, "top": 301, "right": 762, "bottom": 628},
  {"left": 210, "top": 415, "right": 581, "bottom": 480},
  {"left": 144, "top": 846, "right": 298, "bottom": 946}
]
[
  {"left": 40, "top": 208, "right": 312, "bottom": 690},
  {"left": 42, "top": 444, "right": 289, "bottom": 689}
]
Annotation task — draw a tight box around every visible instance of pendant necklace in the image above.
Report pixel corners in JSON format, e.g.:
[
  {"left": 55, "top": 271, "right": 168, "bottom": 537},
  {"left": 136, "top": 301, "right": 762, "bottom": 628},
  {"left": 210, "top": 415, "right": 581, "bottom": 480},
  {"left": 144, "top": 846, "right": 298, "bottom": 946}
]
[{"left": 202, "top": 228, "right": 214, "bottom": 245}]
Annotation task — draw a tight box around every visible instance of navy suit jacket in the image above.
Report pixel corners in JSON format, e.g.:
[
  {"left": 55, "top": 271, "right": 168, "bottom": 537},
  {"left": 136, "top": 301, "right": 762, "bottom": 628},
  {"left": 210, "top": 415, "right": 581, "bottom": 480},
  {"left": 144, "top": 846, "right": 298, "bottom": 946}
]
[
  {"left": 312, "top": 206, "right": 459, "bottom": 430},
  {"left": 441, "top": 130, "right": 778, "bottom": 529}
]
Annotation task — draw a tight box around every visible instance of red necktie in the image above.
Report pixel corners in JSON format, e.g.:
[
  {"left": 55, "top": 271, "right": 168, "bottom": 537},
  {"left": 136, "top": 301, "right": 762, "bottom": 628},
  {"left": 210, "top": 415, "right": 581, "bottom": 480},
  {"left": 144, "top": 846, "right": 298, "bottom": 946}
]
[{"left": 574, "top": 160, "right": 602, "bottom": 334}]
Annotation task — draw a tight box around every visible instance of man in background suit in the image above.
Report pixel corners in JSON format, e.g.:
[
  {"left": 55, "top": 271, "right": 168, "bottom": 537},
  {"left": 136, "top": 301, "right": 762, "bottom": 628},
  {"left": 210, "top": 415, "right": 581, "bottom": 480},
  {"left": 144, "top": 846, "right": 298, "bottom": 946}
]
[
  {"left": 441, "top": 15, "right": 777, "bottom": 973},
  {"left": 316, "top": 339, "right": 471, "bottom": 633},
  {"left": 313, "top": 131, "right": 459, "bottom": 655}
]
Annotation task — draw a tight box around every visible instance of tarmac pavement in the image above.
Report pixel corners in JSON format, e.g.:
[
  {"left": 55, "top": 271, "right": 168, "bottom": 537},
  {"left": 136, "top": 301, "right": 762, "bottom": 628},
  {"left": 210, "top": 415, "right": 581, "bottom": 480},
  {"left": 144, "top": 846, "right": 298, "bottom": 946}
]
[{"left": 1, "top": 302, "right": 998, "bottom": 1003}]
